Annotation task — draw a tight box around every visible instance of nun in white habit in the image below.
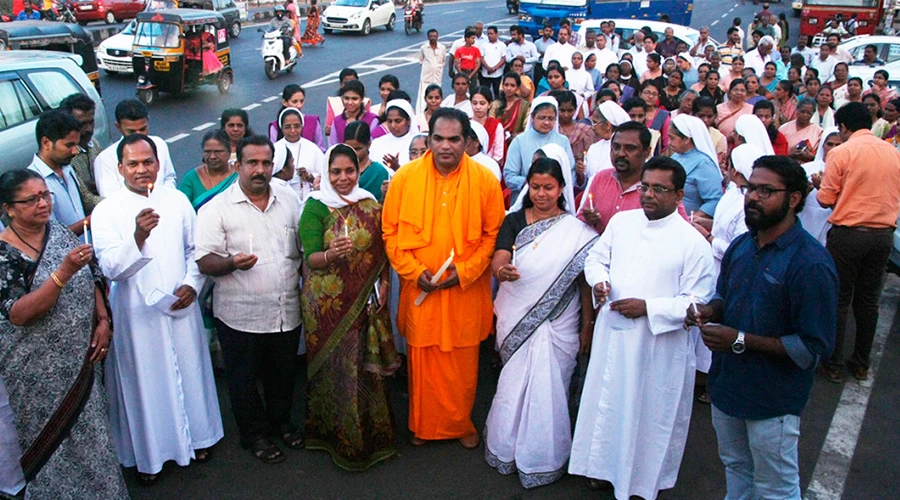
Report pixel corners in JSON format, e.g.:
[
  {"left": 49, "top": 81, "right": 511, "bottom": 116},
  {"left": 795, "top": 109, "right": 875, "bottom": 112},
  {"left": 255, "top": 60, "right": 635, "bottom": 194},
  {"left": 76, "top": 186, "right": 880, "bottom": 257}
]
[
  {"left": 275, "top": 107, "right": 327, "bottom": 204},
  {"left": 583, "top": 100, "right": 631, "bottom": 181},
  {"left": 733, "top": 114, "right": 776, "bottom": 155},
  {"left": 369, "top": 99, "right": 420, "bottom": 170}
]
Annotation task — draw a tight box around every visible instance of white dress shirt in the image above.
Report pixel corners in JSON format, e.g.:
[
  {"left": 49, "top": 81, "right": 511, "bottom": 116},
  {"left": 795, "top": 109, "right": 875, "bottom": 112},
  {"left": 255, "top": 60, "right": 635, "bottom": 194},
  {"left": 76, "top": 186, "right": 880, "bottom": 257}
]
[
  {"left": 543, "top": 41, "right": 576, "bottom": 70},
  {"left": 481, "top": 40, "right": 507, "bottom": 78}
]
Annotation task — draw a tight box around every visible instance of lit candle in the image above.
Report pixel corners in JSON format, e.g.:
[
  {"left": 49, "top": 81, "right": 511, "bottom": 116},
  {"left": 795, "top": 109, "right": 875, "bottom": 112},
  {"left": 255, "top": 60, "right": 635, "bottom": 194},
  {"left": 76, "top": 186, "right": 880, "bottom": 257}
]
[
  {"left": 415, "top": 248, "right": 455, "bottom": 306},
  {"left": 511, "top": 244, "right": 517, "bottom": 267},
  {"left": 83, "top": 220, "right": 91, "bottom": 245},
  {"left": 344, "top": 223, "right": 349, "bottom": 238},
  {"left": 249, "top": 234, "right": 254, "bottom": 255},
  {"left": 588, "top": 192, "right": 594, "bottom": 211},
  {"left": 147, "top": 182, "right": 154, "bottom": 196}
]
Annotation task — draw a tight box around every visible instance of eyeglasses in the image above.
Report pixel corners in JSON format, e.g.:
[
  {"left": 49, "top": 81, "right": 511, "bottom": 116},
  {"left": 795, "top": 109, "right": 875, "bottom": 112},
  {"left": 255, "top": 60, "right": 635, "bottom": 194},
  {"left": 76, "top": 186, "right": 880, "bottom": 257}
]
[
  {"left": 8, "top": 190, "right": 52, "bottom": 207},
  {"left": 641, "top": 90, "right": 659, "bottom": 97},
  {"left": 282, "top": 123, "right": 303, "bottom": 130},
  {"left": 639, "top": 184, "right": 676, "bottom": 195},
  {"left": 740, "top": 184, "right": 789, "bottom": 199}
]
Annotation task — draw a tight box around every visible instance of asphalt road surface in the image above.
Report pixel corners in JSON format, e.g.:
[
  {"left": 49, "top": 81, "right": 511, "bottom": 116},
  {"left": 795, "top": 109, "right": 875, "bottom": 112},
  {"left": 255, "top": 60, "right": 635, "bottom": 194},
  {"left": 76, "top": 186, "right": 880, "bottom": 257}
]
[{"left": 84, "top": 1, "right": 900, "bottom": 498}]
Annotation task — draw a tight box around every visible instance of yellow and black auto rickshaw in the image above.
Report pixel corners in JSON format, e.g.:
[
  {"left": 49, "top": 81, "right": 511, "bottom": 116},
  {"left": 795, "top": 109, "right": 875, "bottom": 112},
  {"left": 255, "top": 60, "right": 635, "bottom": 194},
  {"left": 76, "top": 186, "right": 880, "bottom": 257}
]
[
  {"left": 132, "top": 9, "right": 233, "bottom": 105},
  {"left": 0, "top": 21, "right": 101, "bottom": 94}
]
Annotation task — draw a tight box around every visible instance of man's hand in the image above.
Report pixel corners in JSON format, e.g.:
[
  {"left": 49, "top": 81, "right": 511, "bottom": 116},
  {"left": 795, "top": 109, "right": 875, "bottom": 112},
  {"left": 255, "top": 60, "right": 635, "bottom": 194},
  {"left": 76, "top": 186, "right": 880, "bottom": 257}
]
[
  {"left": 685, "top": 302, "right": 715, "bottom": 328},
  {"left": 232, "top": 252, "right": 258, "bottom": 271},
  {"left": 582, "top": 208, "right": 601, "bottom": 228},
  {"left": 610, "top": 298, "right": 647, "bottom": 318},
  {"left": 700, "top": 324, "right": 739, "bottom": 352},
  {"left": 134, "top": 208, "right": 159, "bottom": 246},
  {"left": 418, "top": 269, "right": 437, "bottom": 293},
  {"left": 592, "top": 281, "right": 610, "bottom": 306},
  {"left": 435, "top": 263, "right": 460, "bottom": 290},
  {"left": 170, "top": 285, "right": 197, "bottom": 311}
]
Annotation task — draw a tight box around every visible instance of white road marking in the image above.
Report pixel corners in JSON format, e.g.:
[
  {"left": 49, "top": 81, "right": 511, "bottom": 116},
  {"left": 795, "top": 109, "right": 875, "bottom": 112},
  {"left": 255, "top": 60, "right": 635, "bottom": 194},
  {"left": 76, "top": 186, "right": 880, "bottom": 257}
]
[
  {"left": 165, "top": 133, "right": 190, "bottom": 143},
  {"left": 263, "top": 95, "right": 280, "bottom": 102},
  {"left": 242, "top": 103, "right": 261, "bottom": 111},
  {"left": 711, "top": 20, "right": 719, "bottom": 26},
  {"left": 443, "top": 9, "right": 465, "bottom": 14},
  {"left": 192, "top": 122, "right": 216, "bottom": 131},
  {"left": 804, "top": 287, "right": 898, "bottom": 499},
  {"left": 720, "top": 13, "right": 728, "bottom": 18}
]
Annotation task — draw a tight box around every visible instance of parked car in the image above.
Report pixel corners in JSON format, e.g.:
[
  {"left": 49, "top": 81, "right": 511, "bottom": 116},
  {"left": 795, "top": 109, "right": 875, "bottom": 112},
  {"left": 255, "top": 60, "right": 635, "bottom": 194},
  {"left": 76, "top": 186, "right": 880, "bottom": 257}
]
[
  {"left": 322, "top": 0, "right": 396, "bottom": 36},
  {"left": 96, "top": 19, "right": 136, "bottom": 74},
  {"left": 0, "top": 21, "right": 101, "bottom": 93},
  {"left": 71, "top": 0, "right": 146, "bottom": 25},
  {"left": 181, "top": 0, "right": 242, "bottom": 38},
  {"left": 0, "top": 51, "right": 110, "bottom": 174},
  {"left": 839, "top": 35, "right": 900, "bottom": 87},
  {"left": 576, "top": 19, "right": 719, "bottom": 58}
]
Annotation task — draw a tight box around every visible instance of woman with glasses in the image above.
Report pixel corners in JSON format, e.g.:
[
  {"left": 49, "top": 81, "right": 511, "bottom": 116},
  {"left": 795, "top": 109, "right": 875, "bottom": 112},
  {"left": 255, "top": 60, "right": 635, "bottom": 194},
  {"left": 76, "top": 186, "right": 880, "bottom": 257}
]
[
  {"left": 178, "top": 130, "right": 237, "bottom": 211},
  {"left": 277, "top": 107, "right": 328, "bottom": 203},
  {"left": 639, "top": 80, "right": 672, "bottom": 153},
  {"left": 715, "top": 79, "right": 753, "bottom": 138},
  {"left": 0, "top": 169, "right": 128, "bottom": 499},
  {"left": 779, "top": 98, "right": 822, "bottom": 163}
]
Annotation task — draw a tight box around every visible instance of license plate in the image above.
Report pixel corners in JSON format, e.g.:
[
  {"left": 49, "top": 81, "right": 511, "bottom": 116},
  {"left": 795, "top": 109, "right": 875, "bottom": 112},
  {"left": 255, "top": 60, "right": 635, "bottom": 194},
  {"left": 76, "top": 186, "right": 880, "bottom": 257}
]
[
  {"left": 79, "top": 4, "right": 93, "bottom": 9},
  {"left": 153, "top": 60, "right": 170, "bottom": 71}
]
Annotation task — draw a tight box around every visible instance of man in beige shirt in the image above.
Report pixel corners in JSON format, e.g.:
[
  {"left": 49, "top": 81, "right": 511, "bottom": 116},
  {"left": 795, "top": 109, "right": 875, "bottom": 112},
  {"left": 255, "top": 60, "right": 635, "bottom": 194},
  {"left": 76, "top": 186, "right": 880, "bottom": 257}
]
[{"left": 196, "top": 135, "right": 304, "bottom": 464}]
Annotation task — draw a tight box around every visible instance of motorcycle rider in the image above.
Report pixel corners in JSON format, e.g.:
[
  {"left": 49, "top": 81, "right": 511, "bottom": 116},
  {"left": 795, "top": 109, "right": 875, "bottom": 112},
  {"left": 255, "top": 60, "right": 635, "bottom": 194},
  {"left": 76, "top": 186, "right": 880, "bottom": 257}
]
[
  {"left": 407, "top": 0, "right": 423, "bottom": 25},
  {"left": 269, "top": 5, "right": 294, "bottom": 63}
]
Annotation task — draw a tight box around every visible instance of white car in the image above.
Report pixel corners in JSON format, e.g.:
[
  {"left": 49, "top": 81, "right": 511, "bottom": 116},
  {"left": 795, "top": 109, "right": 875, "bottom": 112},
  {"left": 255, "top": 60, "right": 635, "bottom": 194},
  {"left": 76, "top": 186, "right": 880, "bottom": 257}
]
[
  {"left": 839, "top": 35, "right": 900, "bottom": 87},
  {"left": 576, "top": 19, "right": 719, "bottom": 58},
  {"left": 96, "top": 20, "right": 136, "bottom": 74},
  {"left": 322, "top": 0, "right": 396, "bottom": 36}
]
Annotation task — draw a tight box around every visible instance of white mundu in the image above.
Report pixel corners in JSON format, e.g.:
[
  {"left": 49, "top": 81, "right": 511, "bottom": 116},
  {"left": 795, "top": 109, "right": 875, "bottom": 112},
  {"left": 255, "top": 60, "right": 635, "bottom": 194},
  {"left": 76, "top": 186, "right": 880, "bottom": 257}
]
[
  {"left": 92, "top": 185, "right": 223, "bottom": 474},
  {"left": 570, "top": 209, "right": 715, "bottom": 500}
]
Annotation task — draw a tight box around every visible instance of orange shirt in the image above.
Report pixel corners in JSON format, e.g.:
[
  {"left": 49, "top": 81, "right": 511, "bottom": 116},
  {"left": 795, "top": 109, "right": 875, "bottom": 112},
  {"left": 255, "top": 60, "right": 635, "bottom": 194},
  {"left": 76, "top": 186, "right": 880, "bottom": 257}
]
[
  {"left": 382, "top": 152, "right": 505, "bottom": 350},
  {"left": 817, "top": 129, "right": 900, "bottom": 228}
]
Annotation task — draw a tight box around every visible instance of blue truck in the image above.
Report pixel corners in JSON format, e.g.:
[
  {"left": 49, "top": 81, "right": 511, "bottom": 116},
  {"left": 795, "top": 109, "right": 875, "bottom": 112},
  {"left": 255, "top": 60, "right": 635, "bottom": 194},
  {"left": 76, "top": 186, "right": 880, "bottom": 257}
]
[{"left": 516, "top": 0, "right": 695, "bottom": 39}]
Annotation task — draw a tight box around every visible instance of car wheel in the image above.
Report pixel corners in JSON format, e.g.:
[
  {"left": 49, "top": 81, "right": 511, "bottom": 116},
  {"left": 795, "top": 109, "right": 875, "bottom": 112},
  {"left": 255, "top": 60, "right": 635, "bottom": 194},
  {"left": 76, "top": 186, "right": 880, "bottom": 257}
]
[
  {"left": 324, "top": 27, "right": 333, "bottom": 34},
  {"left": 361, "top": 18, "right": 371, "bottom": 36},
  {"left": 230, "top": 21, "right": 241, "bottom": 38},
  {"left": 218, "top": 71, "right": 233, "bottom": 93},
  {"left": 386, "top": 14, "right": 395, "bottom": 31},
  {"left": 137, "top": 88, "right": 158, "bottom": 105},
  {"left": 105, "top": 11, "right": 115, "bottom": 24}
]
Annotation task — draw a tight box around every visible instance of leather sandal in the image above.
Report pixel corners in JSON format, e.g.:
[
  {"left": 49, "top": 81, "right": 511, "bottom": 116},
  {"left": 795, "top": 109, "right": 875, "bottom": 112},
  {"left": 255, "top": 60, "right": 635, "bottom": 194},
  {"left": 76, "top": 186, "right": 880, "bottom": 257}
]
[
  {"left": 274, "top": 423, "right": 305, "bottom": 450},
  {"left": 245, "top": 437, "right": 285, "bottom": 464}
]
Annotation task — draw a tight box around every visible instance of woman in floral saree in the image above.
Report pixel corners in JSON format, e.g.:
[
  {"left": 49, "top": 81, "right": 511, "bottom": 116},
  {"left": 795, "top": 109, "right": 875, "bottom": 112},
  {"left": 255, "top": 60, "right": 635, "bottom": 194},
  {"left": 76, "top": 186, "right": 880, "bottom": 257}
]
[
  {"left": 484, "top": 154, "right": 597, "bottom": 489},
  {"left": 299, "top": 144, "right": 400, "bottom": 471}
]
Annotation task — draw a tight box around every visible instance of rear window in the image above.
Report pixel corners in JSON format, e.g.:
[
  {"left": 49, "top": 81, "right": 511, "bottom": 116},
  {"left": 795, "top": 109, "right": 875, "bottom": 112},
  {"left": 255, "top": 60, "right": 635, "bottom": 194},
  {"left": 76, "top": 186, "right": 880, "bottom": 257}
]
[
  {"left": 0, "top": 76, "right": 41, "bottom": 131},
  {"left": 23, "top": 70, "right": 82, "bottom": 109}
]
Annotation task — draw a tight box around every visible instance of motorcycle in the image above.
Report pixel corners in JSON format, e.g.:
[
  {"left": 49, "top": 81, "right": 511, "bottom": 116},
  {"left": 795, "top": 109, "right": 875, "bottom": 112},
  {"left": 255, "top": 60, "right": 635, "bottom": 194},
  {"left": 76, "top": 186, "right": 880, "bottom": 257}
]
[
  {"left": 506, "top": 0, "right": 518, "bottom": 14},
  {"left": 258, "top": 28, "right": 299, "bottom": 80},
  {"left": 40, "top": 1, "right": 76, "bottom": 22},
  {"left": 404, "top": 5, "right": 422, "bottom": 35}
]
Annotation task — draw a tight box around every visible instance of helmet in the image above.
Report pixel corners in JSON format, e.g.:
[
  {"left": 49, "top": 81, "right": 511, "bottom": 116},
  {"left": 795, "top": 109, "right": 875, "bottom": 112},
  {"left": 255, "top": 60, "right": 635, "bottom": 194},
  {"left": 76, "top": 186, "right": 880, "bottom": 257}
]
[{"left": 274, "top": 5, "right": 285, "bottom": 12}]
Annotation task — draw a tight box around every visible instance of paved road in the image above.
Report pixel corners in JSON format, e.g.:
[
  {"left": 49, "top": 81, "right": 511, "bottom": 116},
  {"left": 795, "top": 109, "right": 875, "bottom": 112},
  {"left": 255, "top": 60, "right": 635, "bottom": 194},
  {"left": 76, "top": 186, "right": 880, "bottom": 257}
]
[{"left": 86, "top": 1, "right": 900, "bottom": 498}]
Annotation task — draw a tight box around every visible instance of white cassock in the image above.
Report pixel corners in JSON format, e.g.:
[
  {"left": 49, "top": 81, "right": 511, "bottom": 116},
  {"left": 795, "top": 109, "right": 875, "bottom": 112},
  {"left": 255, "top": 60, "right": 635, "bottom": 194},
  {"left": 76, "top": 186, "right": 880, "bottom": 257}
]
[
  {"left": 92, "top": 185, "right": 223, "bottom": 474},
  {"left": 93, "top": 136, "right": 178, "bottom": 198},
  {"left": 570, "top": 209, "right": 715, "bottom": 500}
]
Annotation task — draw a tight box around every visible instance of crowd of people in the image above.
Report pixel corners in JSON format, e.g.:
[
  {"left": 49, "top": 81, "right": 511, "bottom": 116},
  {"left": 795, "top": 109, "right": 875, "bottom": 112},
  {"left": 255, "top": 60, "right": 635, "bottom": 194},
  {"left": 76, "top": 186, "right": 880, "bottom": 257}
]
[{"left": 1, "top": 9, "right": 900, "bottom": 500}]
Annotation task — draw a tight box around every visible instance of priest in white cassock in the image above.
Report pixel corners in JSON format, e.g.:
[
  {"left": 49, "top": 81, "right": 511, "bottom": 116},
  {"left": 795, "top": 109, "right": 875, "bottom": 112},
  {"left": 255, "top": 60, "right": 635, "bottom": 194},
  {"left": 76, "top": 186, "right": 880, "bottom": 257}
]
[
  {"left": 584, "top": 101, "right": 631, "bottom": 183},
  {"left": 91, "top": 134, "right": 223, "bottom": 485},
  {"left": 569, "top": 156, "right": 716, "bottom": 499}
]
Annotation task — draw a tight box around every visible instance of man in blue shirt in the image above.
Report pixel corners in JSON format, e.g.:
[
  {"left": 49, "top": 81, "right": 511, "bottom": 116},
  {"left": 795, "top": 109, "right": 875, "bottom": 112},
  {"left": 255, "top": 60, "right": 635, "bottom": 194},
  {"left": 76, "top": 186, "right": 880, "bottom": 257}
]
[
  {"left": 687, "top": 155, "right": 838, "bottom": 499},
  {"left": 27, "top": 110, "right": 89, "bottom": 239},
  {"left": 15, "top": 0, "right": 42, "bottom": 20}
]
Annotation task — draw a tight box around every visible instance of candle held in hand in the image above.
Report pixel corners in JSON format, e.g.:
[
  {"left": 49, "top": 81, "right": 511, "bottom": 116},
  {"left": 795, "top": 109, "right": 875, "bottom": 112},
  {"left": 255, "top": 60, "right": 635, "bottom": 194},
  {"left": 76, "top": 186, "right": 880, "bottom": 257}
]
[
  {"left": 588, "top": 192, "right": 594, "bottom": 211},
  {"left": 83, "top": 220, "right": 91, "bottom": 245},
  {"left": 414, "top": 248, "right": 455, "bottom": 306},
  {"left": 147, "top": 182, "right": 154, "bottom": 196},
  {"left": 690, "top": 295, "right": 700, "bottom": 323},
  {"left": 511, "top": 244, "right": 517, "bottom": 267}
]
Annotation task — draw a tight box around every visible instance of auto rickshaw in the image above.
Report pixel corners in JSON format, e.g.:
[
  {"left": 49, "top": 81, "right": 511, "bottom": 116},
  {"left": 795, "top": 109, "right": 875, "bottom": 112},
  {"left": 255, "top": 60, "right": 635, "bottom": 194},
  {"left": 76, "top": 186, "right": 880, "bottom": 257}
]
[
  {"left": 132, "top": 9, "right": 234, "bottom": 105},
  {"left": 0, "top": 21, "right": 101, "bottom": 94}
]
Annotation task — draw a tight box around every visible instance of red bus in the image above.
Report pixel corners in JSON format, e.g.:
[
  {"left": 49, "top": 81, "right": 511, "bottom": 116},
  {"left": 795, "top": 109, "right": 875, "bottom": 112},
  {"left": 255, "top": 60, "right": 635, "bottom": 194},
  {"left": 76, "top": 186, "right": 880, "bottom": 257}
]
[{"left": 800, "top": 0, "right": 883, "bottom": 37}]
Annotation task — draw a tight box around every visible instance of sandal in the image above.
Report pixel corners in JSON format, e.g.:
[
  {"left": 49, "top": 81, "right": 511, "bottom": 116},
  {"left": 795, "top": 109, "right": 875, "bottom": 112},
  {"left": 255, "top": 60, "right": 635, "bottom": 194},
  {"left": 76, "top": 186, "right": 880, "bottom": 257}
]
[
  {"left": 696, "top": 389, "right": 711, "bottom": 404},
  {"left": 136, "top": 472, "right": 160, "bottom": 486},
  {"left": 194, "top": 447, "right": 212, "bottom": 463},
  {"left": 245, "top": 437, "right": 285, "bottom": 464},
  {"left": 274, "top": 423, "right": 305, "bottom": 450}
]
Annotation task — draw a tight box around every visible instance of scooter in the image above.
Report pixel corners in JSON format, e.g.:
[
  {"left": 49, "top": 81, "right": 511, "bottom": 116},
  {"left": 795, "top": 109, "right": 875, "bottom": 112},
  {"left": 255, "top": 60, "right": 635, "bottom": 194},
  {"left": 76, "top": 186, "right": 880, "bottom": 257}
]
[
  {"left": 506, "top": 0, "right": 518, "bottom": 14},
  {"left": 404, "top": 5, "right": 422, "bottom": 35},
  {"left": 259, "top": 28, "right": 299, "bottom": 80}
]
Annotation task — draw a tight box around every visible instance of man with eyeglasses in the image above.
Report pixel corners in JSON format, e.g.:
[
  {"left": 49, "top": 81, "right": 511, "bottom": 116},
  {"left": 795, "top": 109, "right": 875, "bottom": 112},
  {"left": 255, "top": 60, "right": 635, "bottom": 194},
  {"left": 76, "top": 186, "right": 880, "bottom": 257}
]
[
  {"left": 817, "top": 102, "right": 900, "bottom": 383},
  {"left": 571, "top": 155, "right": 715, "bottom": 498},
  {"left": 688, "top": 155, "right": 838, "bottom": 499},
  {"left": 27, "top": 110, "right": 89, "bottom": 239}
]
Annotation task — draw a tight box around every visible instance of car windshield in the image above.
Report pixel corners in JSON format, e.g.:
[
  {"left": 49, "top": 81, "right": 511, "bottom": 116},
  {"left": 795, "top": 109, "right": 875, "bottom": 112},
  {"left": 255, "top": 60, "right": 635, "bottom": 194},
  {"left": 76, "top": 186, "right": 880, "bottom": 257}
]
[
  {"left": 334, "top": 0, "right": 368, "bottom": 6},
  {"left": 122, "top": 21, "right": 136, "bottom": 35},
  {"left": 134, "top": 22, "right": 181, "bottom": 48}
]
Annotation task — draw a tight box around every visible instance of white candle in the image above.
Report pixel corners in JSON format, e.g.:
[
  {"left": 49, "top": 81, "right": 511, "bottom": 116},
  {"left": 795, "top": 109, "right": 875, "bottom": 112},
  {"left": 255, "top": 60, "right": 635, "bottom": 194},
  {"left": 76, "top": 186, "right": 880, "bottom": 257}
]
[
  {"left": 415, "top": 248, "right": 455, "bottom": 306},
  {"left": 588, "top": 192, "right": 594, "bottom": 211},
  {"left": 344, "top": 223, "right": 349, "bottom": 238},
  {"left": 511, "top": 244, "right": 517, "bottom": 267},
  {"left": 690, "top": 211, "right": 695, "bottom": 223},
  {"left": 83, "top": 220, "right": 91, "bottom": 245},
  {"left": 147, "top": 182, "right": 154, "bottom": 196},
  {"left": 690, "top": 294, "right": 700, "bottom": 319},
  {"left": 249, "top": 234, "right": 254, "bottom": 255}
]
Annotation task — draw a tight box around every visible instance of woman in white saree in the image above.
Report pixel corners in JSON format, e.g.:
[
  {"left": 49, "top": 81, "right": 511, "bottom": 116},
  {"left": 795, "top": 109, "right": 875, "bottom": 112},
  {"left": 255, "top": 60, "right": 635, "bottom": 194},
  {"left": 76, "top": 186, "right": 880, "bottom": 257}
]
[{"left": 484, "top": 154, "right": 598, "bottom": 489}]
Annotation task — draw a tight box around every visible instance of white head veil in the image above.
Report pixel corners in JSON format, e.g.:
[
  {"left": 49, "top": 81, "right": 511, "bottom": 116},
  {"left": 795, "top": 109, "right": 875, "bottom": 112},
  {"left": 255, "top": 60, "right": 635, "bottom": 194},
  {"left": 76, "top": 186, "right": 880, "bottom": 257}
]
[
  {"left": 308, "top": 145, "right": 376, "bottom": 209},
  {"left": 672, "top": 114, "right": 721, "bottom": 177},
  {"left": 384, "top": 99, "right": 419, "bottom": 137},
  {"left": 509, "top": 143, "right": 577, "bottom": 215},
  {"left": 273, "top": 141, "right": 289, "bottom": 176},
  {"left": 526, "top": 96, "right": 560, "bottom": 134},
  {"left": 811, "top": 126, "right": 840, "bottom": 172},
  {"left": 470, "top": 121, "right": 490, "bottom": 154},
  {"left": 278, "top": 107, "right": 304, "bottom": 138},
  {"left": 730, "top": 143, "right": 764, "bottom": 182},
  {"left": 733, "top": 114, "right": 776, "bottom": 155},
  {"left": 598, "top": 100, "right": 630, "bottom": 126}
]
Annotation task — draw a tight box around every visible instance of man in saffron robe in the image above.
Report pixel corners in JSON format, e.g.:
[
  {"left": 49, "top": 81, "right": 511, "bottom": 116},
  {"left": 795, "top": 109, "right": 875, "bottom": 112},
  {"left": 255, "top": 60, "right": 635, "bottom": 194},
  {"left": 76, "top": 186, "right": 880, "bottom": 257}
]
[{"left": 382, "top": 108, "right": 504, "bottom": 448}]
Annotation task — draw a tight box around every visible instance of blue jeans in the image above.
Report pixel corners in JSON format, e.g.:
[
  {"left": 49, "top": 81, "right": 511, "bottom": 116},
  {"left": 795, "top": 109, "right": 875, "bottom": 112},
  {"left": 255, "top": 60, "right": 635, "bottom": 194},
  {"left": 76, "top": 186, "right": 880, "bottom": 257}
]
[{"left": 711, "top": 405, "right": 801, "bottom": 500}]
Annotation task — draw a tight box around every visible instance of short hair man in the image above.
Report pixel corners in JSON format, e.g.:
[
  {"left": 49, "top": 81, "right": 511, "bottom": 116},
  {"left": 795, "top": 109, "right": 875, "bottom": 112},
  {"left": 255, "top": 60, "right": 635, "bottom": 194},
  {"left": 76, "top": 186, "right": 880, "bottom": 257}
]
[
  {"left": 27, "top": 110, "right": 88, "bottom": 236},
  {"left": 59, "top": 93, "right": 104, "bottom": 213},
  {"left": 692, "top": 155, "right": 838, "bottom": 499},
  {"left": 454, "top": 29, "right": 483, "bottom": 86},
  {"left": 818, "top": 103, "right": 900, "bottom": 382}
]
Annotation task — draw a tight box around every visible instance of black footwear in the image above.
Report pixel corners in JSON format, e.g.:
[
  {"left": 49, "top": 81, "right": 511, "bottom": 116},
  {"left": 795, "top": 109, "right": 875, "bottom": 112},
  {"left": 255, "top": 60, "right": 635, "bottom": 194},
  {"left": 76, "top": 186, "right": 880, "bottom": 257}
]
[
  {"left": 588, "top": 479, "right": 613, "bottom": 491},
  {"left": 244, "top": 437, "right": 285, "bottom": 464},
  {"left": 820, "top": 364, "right": 843, "bottom": 384},
  {"left": 274, "top": 423, "right": 305, "bottom": 450},
  {"left": 850, "top": 364, "right": 868, "bottom": 381},
  {"left": 136, "top": 471, "right": 160, "bottom": 486}
]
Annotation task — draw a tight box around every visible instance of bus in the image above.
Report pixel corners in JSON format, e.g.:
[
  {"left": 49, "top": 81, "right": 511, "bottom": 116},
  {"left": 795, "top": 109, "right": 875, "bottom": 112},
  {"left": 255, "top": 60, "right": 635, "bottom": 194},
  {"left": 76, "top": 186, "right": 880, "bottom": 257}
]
[
  {"left": 799, "top": 0, "right": 883, "bottom": 37},
  {"left": 517, "top": 0, "right": 694, "bottom": 39}
]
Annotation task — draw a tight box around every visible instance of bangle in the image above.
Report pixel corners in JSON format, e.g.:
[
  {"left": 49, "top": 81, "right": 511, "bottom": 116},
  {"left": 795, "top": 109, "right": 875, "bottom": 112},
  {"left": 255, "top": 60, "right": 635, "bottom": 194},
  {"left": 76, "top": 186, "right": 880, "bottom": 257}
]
[
  {"left": 323, "top": 250, "right": 329, "bottom": 265},
  {"left": 50, "top": 272, "right": 66, "bottom": 288}
]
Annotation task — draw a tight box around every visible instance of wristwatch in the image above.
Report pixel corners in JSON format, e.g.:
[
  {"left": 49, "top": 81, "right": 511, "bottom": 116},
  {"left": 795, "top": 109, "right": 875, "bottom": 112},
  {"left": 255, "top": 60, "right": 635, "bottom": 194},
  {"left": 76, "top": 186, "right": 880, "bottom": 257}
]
[{"left": 731, "top": 331, "right": 746, "bottom": 354}]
